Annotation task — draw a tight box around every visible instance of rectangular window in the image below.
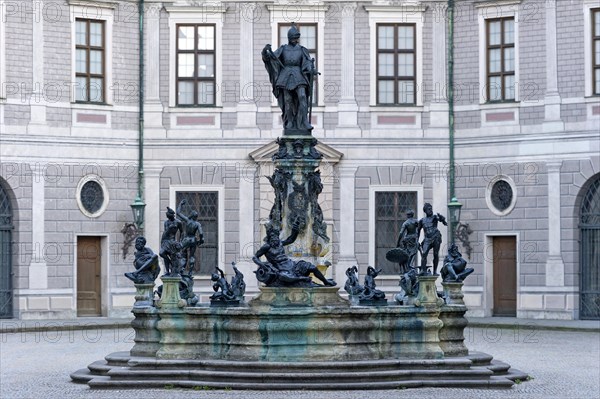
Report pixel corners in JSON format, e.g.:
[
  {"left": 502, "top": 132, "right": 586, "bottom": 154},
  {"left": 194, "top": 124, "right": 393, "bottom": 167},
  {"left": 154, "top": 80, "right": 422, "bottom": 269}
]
[
  {"left": 75, "top": 19, "right": 105, "bottom": 103},
  {"left": 175, "top": 191, "right": 218, "bottom": 275},
  {"left": 278, "top": 23, "right": 318, "bottom": 104},
  {"left": 375, "top": 191, "right": 417, "bottom": 274},
  {"left": 593, "top": 9, "right": 600, "bottom": 95},
  {"left": 176, "top": 24, "right": 216, "bottom": 106},
  {"left": 376, "top": 24, "right": 416, "bottom": 105},
  {"left": 486, "top": 17, "right": 515, "bottom": 102}
]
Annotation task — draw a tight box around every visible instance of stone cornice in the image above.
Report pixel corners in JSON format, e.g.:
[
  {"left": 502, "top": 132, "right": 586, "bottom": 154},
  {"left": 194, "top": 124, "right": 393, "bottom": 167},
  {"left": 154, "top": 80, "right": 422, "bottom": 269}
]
[
  {"left": 266, "top": 4, "right": 329, "bottom": 13},
  {"left": 364, "top": 5, "right": 428, "bottom": 13},
  {"left": 67, "top": 0, "right": 120, "bottom": 9},
  {"left": 249, "top": 140, "right": 343, "bottom": 164},
  {"left": 164, "top": 4, "right": 228, "bottom": 13},
  {"left": 473, "top": 0, "right": 522, "bottom": 9}
]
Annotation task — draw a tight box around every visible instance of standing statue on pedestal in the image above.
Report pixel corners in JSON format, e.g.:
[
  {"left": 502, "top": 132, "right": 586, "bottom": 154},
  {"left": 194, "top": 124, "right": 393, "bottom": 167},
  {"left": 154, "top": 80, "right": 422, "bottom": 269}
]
[
  {"left": 418, "top": 203, "right": 447, "bottom": 275},
  {"left": 387, "top": 209, "right": 420, "bottom": 274},
  {"left": 159, "top": 207, "right": 183, "bottom": 276},
  {"left": 441, "top": 244, "right": 474, "bottom": 282},
  {"left": 262, "top": 23, "right": 318, "bottom": 135},
  {"left": 125, "top": 236, "right": 160, "bottom": 284},
  {"left": 176, "top": 199, "right": 204, "bottom": 275},
  {"left": 253, "top": 221, "right": 336, "bottom": 287},
  {"left": 397, "top": 209, "right": 419, "bottom": 273}
]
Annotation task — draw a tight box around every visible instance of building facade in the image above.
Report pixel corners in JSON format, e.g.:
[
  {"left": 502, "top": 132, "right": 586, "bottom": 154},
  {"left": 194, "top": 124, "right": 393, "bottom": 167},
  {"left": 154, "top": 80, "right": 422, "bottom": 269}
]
[{"left": 0, "top": 0, "right": 598, "bottom": 320}]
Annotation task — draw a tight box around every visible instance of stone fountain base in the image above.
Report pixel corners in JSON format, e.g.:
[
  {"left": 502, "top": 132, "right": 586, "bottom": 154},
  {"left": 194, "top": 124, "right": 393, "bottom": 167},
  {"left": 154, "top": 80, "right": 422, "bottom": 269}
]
[
  {"left": 71, "top": 279, "right": 527, "bottom": 389},
  {"left": 71, "top": 350, "right": 526, "bottom": 390}
]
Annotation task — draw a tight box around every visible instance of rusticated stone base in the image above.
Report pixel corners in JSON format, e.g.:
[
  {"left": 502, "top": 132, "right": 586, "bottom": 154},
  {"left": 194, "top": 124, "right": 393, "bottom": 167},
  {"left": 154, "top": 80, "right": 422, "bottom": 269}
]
[
  {"left": 156, "top": 299, "right": 443, "bottom": 362},
  {"left": 130, "top": 308, "right": 160, "bottom": 358}
]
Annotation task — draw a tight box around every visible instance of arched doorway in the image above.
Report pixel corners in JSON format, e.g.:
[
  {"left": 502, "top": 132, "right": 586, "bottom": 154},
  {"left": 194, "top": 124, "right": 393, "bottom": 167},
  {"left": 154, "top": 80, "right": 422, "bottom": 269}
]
[
  {"left": 0, "top": 182, "right": 13, "bottom": 318},
  {"left": 580, "top": 175, "right": 600, "bottom": 320}
]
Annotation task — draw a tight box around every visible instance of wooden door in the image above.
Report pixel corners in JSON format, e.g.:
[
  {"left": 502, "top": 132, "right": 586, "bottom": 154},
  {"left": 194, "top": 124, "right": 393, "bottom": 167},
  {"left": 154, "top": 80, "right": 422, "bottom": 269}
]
[
  {"left": 493, "top": 236, "right": 517, "bottom": 316},
  {"left": 77, "top": 236, "right": 101, "bottom": 316}
]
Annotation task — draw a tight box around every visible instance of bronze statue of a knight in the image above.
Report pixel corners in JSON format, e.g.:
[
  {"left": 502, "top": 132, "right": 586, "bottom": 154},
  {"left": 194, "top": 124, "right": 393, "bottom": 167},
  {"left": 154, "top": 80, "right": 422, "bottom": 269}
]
[{"left": 262, "top": 23, "right": 317, "bottom": 135}]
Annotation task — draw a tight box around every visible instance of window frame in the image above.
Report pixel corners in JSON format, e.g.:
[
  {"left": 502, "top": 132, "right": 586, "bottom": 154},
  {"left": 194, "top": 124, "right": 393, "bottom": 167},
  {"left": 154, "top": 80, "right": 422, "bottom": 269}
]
[
  {"left": 485, "top": 17, "right": 516, "bottom": 103},
  {"left": 376, "top": 23, "right": 417, "bottom": 106},
  {"left": 175, "top": 23, "right": 217, "bottom": 107},
  {"left": 166, "top": 5, "right": 225, "bottom": 108},
  {"left": 69, "top": 2, "right": 114, "bottom": 105},
  {"left": 0, "top": 0, "right": 6, "bottom": 100},
  {"left": 75, "top": 19, "right": 106, "bottom": 104},
  {"left": 366, "top": 5, "right": 425, "bottom": 107},
  {"left": 593, "top": 8, "right": 600, "bottom": 96},
  {"left": 368, "top": 185, "right": 423, "bottom": 276},
  {"left": 477, "top": 2, "right": 520, "bottom": 104},
  {"left": 169, "top": 185, "right": 225, "bottom": 277}
]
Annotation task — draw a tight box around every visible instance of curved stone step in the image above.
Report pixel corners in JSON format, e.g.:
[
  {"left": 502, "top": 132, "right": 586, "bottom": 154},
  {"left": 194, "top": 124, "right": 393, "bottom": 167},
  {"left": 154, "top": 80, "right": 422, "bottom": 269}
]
[
  {"left": 106, "top": 367, "right": 494, "bottom": 384},
  {"left": 467, "top": 351, "right": 494, "bottom": 365},
  {"left": 76, "top": 351, "right": 524, "bottom": 390},
  {"left": 70, "top": 368, "right": 94, "bottom": 384},
  {"left": 88, "top": 360, "right": 112, "bottom": 375},
  {"left": 105, "top": 351, "right": 131, "bottom": 366},
  {"left": 127, "top": 356, "right": 474, "bottom": 372},
  {"left": 88, "top": 377, "right": 515, "bottom": 390},
  {"left": 486, "top": 360, "right": 511, "bottom": 373}
]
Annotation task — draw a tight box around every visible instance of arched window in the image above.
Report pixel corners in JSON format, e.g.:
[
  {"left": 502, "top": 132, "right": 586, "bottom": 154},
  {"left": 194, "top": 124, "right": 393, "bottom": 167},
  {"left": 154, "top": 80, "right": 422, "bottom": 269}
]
[
  {"left": 0, "top": 182, "right": 13, "bottom": 318},
  {"left": 580, "top": 175, "right": 600, "bottom": 320}
]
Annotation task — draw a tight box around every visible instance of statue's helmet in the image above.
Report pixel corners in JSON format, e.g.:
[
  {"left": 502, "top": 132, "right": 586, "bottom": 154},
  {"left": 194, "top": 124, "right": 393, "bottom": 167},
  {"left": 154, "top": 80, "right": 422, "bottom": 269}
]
[{"left": 287, "top": 23, "right": 301, "bottom": 40}]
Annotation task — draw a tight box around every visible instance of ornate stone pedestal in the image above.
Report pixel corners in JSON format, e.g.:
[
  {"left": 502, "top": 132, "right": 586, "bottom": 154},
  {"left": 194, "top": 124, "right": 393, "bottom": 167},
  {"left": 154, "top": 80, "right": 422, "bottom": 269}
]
[
  {"left": 133, "top": 283, "right": 155, "bottom": 308},
  {"left": 442, "top": 281, "right": 465, "bottom": 305},
  {"left": 270, "top": 137, "right": 330, "bottom": 269},
  {"left": 156, "top": 276, "right": 186, "bottom": 309},
  {"left": 414, "top": 275, "right": 443, "bottom": 307}
]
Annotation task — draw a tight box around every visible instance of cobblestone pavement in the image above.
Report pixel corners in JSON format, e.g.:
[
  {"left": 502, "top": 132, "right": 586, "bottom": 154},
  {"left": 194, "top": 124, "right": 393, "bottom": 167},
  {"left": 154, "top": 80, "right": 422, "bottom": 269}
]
[{"left": 1, "top": 325, "right": 598, "bottom": 399}]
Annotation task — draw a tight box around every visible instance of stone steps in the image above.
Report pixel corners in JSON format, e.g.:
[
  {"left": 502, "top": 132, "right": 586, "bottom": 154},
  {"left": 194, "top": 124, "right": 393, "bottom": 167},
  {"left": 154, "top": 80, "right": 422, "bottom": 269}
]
[
  {"left": 86, "top": 377, "right": 515, "bottom": 390},
  {"left": 72, "top": 351, "right": 527, "bottom": 390},
  {"left": 127, "top": 357, "right": 475, "bottom": 372}
]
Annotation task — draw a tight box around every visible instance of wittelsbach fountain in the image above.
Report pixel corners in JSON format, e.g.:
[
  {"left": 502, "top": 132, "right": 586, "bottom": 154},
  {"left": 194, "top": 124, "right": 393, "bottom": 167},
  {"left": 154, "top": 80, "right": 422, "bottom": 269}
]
[{"left": 71, "top": 25, "right": 527, "bottom": 390}]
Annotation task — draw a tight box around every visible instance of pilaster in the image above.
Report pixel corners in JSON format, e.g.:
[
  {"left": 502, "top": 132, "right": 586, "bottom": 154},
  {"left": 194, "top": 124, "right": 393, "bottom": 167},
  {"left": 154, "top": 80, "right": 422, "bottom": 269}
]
[
  {"left": 335, "top": 166, "right": 358, "bottom": 284},
  {"left": 335, "top": 4, "right": 361, "bottom": 137},
  {"left": 543, "top": 0, "right": 564, "bottom": 132},
  {"left": 428, "top": 1, "right": 449, "bottom": 130},
  {"left": 144, "top": 2, "right": 167, "bottom": 137},
  {"left": 236, "top": 162, "right": 258, "bottom": 293},
  {"left": 234, "top": 3, "right": 260, "bottom": 136},
  {"left": 545, "top": 161, "right": 564, "bottom": 286},
  {"left": 144, "top": 167, "right": 162, "bottom": 265},
  {"left": 28, "top": 7, "right": 47, "bottom": 134},
  {"left": 29, "top": 177, "right": 47, "bottom": 290}
]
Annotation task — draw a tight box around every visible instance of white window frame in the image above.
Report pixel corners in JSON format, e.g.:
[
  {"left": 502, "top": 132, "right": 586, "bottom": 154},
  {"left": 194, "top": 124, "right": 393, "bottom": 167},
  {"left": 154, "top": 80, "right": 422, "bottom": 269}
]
[
  {"left": 365, "top": 5, "right": 425, "bottom": 107},
  {"left": 0, "top": 0, "right": 6, "bottom": 100},
  {"left": 169, "top": 185, "right": 225, "bottom": 275},
  {"left": 266, "top": 4, "right": 327, "bottom": 108},
  {"left": 368, "top": 185, "right": 424, "bottom": 276},
  {"left": 584, "top": 1, "right": 600, "bottom": 97},
  {"left": 166, "top": 5, "right": 226, "bottom": 108},
  {"left": 477, "top": 0, "right": 521, "bottom": 104},
  {"left": 69, "top": 1, "right": 115, "bottom": 104}
]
